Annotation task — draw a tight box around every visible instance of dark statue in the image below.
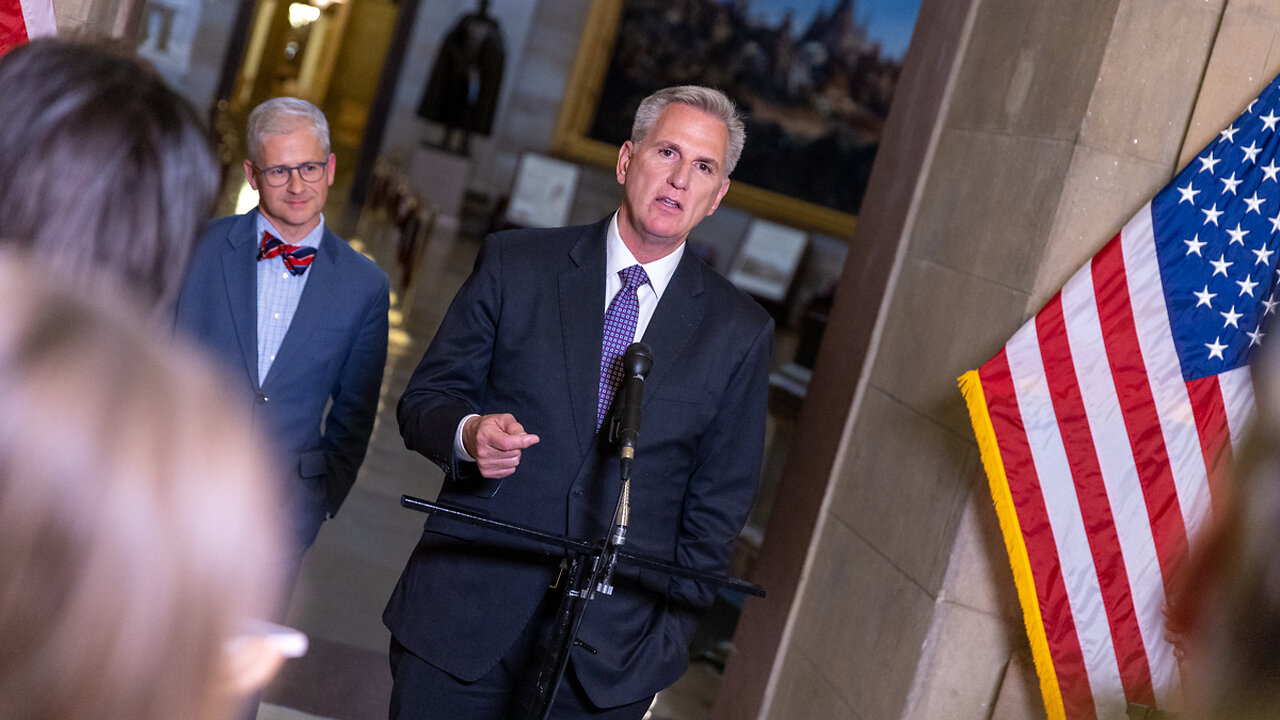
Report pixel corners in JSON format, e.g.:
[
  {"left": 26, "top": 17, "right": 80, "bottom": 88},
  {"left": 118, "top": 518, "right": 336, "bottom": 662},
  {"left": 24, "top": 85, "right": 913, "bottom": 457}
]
[{"left": 417, "top": 0, "right": 505, "bottom": 155}]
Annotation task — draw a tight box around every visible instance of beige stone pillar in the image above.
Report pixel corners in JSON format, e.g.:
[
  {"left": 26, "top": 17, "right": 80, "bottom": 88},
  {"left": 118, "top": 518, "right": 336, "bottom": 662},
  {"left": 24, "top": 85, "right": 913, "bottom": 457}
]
[{"left": 50, "top": 0, "right": 137, "bottom": 37}]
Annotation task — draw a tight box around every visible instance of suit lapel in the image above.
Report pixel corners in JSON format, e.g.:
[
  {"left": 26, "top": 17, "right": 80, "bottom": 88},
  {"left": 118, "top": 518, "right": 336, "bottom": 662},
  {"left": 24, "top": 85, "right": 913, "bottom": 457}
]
[
  {"left": 638, "top": 250, "right": 706, "bottom": 405},
  {"left": 222, "top": 213, "right": 262, "bottom": 388},
  {"left": 263, "top": 227, "right": 342, "bottom": 389},
  {"left": 559, "top": 222, "right": 609, "bottom": 456}
]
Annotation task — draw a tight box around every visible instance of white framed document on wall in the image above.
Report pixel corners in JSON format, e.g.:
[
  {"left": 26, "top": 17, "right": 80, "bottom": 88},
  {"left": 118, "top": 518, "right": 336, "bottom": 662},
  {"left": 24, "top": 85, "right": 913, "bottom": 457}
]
[
  {"left": 506, "top": 153, "right": 580, "bottom": 228},
  {"left": 728, "top": 219, "right": 808, "bottom": 302}
]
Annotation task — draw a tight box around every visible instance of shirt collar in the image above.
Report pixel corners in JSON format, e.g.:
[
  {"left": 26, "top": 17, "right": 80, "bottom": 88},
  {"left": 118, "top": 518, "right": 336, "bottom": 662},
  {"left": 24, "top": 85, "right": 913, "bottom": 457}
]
[
  {"left": 606, "top": 212, "right": 683, "bottom": 298},
  {"left": 254, "top": 209, "right": 325, "bottom": 249}
]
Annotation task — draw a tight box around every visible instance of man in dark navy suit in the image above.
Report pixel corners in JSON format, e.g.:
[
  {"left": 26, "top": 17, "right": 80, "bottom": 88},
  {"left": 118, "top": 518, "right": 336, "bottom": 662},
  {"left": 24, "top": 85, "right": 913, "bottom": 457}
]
[
  {"left": 385, "top": 86, "right": 773, "bottom": 720},
  {"left": 175, "top": 97, "right": 389, "bottom": 574}
]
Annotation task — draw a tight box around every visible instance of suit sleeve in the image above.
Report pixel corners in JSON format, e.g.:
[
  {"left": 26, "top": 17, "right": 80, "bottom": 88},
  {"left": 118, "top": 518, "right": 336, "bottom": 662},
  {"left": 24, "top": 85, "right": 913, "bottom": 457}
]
[
  {"left": 667, "top": 315, "right": 774, "bottom": 608},
  {"left": 171, "top": 226, "right": 221, "bottom": 340},
  {"left": 397, "top": 235, "right": 503, "bottom": 487},
  {"left": 321, "top": 271, "right": 391, "bottom": 514}
]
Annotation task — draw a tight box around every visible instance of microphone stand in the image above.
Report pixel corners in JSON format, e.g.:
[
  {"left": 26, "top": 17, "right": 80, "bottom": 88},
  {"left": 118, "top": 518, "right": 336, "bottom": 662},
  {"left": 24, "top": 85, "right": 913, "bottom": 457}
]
[
  {"left": 525, "top": 462, "right": 629, "bottom": 720},
  {"left": 399, "top": 490, "right": 762, "bottom": 720},
  {"left": 399, "top": 345, "right": 765, "bottom": 720},
  {"left": 526, "top": 344, "right": 646, "bottom": 717}
]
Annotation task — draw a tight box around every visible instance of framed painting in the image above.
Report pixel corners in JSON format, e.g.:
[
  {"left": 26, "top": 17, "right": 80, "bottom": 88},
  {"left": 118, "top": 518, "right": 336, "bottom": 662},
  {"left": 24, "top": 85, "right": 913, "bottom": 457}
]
[{"left": 551, "top": 0, "right": 921, "bottom": 238}]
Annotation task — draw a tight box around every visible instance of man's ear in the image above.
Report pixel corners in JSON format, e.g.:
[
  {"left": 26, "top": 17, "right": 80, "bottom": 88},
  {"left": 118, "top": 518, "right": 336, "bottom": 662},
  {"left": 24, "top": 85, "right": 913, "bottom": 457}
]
[
  {"left": 706, "top": 178, "right": 731, "bottom": 217},
  {"left": 243, "top": 160, "right": 259, "bottom": 191},
  {"left": 616, "top": 141, "right": 634, "bottom": 185}
]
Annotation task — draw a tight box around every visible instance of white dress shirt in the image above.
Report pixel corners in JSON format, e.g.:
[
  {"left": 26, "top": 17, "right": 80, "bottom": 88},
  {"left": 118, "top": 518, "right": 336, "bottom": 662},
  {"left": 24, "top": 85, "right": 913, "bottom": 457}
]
[{"left": 255, "top": 210, "right": 323, "bottom": 384}]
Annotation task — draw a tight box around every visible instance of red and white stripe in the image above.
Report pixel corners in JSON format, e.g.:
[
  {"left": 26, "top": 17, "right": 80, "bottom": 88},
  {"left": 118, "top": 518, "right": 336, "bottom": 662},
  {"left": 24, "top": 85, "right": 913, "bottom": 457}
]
[
  {"left": 976, "top": 202, "right": 1253, "bottom": 718},
  {"left": 0, "top": 0, "right": 56, "bottom": 56}
]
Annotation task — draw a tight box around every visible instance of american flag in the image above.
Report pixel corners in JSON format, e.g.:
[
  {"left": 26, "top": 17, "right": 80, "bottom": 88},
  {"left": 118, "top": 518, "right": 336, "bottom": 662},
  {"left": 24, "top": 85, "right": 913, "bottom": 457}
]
[
  {"left": 958, "top": 72, "right": 1280, "bottom": 720},
  {"left": 0, "top": 0, "right": 55, "bottom": 56}
]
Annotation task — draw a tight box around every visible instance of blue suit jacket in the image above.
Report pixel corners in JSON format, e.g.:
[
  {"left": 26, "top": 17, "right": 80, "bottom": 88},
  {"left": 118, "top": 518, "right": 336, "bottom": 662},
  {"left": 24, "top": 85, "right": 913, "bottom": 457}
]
[
  {"left": 174, "top": 212, "right": 390, "bottom": 525},
  {"left": 384, "top": 217, "right": 773, "bottom": 708}
]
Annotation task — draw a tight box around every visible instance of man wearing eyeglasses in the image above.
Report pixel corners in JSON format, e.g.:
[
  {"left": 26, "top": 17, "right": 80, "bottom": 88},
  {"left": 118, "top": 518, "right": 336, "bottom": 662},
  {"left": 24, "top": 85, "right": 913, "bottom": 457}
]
[{"left": 175, "top": 96, "right": 390, "bottom": 585}]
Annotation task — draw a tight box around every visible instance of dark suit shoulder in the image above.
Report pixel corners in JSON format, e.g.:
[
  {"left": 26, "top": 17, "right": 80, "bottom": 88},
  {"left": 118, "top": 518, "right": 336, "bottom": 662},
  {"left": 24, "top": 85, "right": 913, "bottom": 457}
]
[
  {"left": 193, "top": 213, "right": 243, "bottom": 248},
  {"left": 177, "top": 217, "right": 243, "bottom": 283},
  {"left": 484, "top": 219, "right": 606, "bottom": 258},
  {"left": 489, "top": 218, "right": 605, "bottom": 243},
  {"left": 685, "top": 250, "right": 773, "bottom": 329},
  {"left": 201, "top": 213, "right": 241, "bottom": 237}
]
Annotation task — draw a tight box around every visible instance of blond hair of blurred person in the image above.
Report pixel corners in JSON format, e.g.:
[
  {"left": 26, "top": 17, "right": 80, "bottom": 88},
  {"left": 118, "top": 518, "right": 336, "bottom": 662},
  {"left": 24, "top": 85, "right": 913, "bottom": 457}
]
[{"left": 0, "top": 251, "right": 289, "bottom": 720}]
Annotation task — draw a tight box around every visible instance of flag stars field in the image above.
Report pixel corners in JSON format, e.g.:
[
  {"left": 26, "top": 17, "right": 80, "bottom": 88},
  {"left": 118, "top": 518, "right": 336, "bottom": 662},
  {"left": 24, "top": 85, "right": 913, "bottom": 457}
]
[
  {"left": 1221, "top": 306, "right": 1243, "bottom": 328},
  {"left": 1178, "top": 182, "right": 1198, "bottom": 204},
  {"left": 1238, "top": 276, "right": 1260, "bottom": 297},
  {"left": 1206, "top": 337, "right": 1228, "bottom": 359},
  {"left": 1165, "top": 90, "right": 1280, "bottom": 376}
]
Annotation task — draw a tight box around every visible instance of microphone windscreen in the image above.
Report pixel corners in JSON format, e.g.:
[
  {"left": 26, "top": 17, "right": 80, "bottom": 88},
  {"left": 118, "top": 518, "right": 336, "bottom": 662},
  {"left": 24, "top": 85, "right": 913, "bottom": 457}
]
[{"left": 624, "top": 342, "right": 653, "bottom": 378}]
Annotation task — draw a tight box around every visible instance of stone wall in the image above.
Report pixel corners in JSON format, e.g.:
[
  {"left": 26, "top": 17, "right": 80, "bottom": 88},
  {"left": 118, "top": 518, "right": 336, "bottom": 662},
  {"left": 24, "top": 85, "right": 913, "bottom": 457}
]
[{"left": 51, "top": 0, "right": 123, "bottom": 36}]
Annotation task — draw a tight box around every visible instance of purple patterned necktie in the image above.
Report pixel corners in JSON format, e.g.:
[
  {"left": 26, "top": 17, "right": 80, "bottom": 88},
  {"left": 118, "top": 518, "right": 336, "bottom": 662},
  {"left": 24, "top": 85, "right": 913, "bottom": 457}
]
[{"left": 597, "top": 264, "right": 649, "bottom": 429}]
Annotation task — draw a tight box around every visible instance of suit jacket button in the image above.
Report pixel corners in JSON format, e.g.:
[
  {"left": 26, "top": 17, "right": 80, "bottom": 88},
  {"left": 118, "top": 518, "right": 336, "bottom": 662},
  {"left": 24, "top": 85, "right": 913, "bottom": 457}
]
[
  {"left": 571, "top": 487, "right": 583, "bottom": 496},
  {"left": 256, "top": 393, "right": 269, "bottom": 404}
]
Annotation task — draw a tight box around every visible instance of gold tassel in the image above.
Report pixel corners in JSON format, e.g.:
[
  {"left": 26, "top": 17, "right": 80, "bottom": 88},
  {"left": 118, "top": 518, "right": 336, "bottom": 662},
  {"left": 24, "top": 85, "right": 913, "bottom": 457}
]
[{"left": 959, "top": 369, "right": 1066, "bottom": 720}]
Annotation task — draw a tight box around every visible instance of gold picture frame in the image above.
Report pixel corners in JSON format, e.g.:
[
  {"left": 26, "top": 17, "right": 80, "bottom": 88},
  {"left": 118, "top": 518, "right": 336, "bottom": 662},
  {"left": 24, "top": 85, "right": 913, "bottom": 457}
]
[{"left": 550, "top": 0, "right": 863, "bottom": 238}]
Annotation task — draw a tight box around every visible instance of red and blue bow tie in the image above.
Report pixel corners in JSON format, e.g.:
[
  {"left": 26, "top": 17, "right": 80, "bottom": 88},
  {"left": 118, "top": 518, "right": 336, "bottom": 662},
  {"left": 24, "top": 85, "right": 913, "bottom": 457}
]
[{"left": 257, "top": 231, "right": 316, "bottom": 276}]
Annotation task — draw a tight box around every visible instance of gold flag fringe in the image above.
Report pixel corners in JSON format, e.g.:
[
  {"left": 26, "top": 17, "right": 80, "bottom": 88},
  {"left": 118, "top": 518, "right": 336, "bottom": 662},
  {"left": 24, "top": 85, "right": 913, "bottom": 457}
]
[{"left": 959, "top": 369, "right": 1066, "bottom": 720}]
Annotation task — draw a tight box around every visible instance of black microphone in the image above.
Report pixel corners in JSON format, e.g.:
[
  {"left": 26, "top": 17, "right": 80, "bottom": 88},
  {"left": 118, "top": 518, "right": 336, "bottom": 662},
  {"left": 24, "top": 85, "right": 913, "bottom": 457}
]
[
  {"left": 600, "top": 342, "right": 652, "bottom": 595},
  {"left": 615, "top": 342, "right": 652, "bottom": 467}
]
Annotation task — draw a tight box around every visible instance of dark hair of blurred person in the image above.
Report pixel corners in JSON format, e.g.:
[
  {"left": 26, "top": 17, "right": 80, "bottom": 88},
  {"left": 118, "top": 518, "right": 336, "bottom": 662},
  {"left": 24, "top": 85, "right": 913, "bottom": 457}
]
[
  {"left": 0, "top": 37, "right": 219, "bottom": 308},
  {"left": 0, "top": 250, "right": 287, "bottom": 720}
]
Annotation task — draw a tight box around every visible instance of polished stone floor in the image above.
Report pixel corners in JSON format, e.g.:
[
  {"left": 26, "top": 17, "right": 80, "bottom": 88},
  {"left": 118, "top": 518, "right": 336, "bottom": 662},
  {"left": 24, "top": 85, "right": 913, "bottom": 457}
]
[{"left": 252, "top": 198, "right": 727, "bottom": 720}]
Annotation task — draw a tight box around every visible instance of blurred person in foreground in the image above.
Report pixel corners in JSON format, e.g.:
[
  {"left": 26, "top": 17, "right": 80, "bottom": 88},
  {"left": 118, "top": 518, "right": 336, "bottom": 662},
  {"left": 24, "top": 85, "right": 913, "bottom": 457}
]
[
  {"left": 0, "top": 38, "right": 296, "bottom": 720},
  {"left": 0, "top": 251, "right": 288, "bottom": 720},
  {"left": 1167, "top": 335, "right": 1280, "bottom": 719},
  {"left": 0, "top": 36, "right": 219, "bottom": 311}
]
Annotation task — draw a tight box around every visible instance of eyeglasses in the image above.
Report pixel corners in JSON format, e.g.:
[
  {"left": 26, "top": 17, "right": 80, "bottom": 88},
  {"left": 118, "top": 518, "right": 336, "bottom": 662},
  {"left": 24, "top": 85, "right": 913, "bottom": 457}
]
[{"left": 252, "top": 161, "right": 327, "bottom": 187}]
